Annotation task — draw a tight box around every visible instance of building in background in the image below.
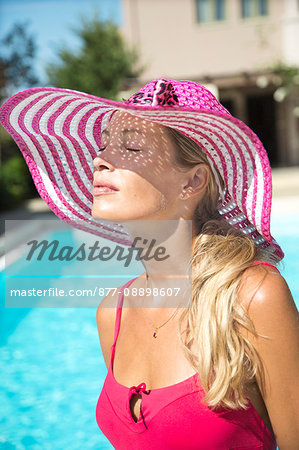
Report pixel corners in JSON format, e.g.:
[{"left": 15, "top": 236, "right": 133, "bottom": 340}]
[{"left": 121, "top": 0, "right": 299, "bottom": 166}]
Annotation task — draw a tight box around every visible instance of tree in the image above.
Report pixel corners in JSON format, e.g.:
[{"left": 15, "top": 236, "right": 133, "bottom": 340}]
[
  {"left": 0, "top": 22, "right": 39, "bottom": 209},
  {"left": 270, "top": 62, "right": 299, "bottom": 104},
  {"left": 46, "top": 16, "right": 141, "bottom": 99},
  {"left": 0, "top": 22, "right": 39, "bottom": 101}
]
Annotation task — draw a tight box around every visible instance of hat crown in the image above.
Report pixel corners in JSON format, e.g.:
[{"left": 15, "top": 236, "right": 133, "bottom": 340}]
[{"left": 125, "top": 78, "right": 231, "bottom": 115}]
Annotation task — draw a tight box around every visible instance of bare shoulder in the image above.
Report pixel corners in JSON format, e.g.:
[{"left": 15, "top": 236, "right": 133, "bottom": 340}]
[
  {"left": 237, "top": 264, "right": 297, "bottom": 320},
  {"left": 237, "top": 264, "right": 299, "bottom": 447},
  {"left": 96, "top": 286, "right": 122, "bottom": 369},
  {"left": 236, "top": 263, "right": 298, "bottom": 344}
]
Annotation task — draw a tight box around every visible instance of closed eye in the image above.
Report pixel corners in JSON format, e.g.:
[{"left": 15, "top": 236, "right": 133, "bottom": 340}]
[{"left": 98, "top": 147, "right": 141, "bottom": 153}]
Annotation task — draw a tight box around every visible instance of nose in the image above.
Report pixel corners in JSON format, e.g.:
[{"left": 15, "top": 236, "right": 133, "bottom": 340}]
[{"left": 93, "top": 154, "right": 114, "bottom": 172}]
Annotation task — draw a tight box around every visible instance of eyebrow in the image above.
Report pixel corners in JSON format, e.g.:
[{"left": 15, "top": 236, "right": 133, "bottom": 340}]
[{"left": 101, "top": 128, "right": 145, "bottom": 137}]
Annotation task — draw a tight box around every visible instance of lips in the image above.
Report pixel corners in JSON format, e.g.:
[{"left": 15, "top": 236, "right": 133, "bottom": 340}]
[
  {"left": 92, "top": 180, "right": 119, "bottom": 196},
  {"left": 92, "top": 187, "right": 118, "bottom": 196},
  {"left": 92, "top": 180, "right": 119, "bottom": 191}
]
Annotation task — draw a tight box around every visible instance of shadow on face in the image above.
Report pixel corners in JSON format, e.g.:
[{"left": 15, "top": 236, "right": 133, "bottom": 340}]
[{"left": 91, "top": 111, "right": 190, "bottom": 222}]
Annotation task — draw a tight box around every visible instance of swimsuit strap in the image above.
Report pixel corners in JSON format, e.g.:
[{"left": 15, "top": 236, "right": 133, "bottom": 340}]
[
  {"left": 112, "top": 276, "right": 139, "bottom": 348},
  {"left": 250, "top": 260, "right": 280, "bottom": 273}
]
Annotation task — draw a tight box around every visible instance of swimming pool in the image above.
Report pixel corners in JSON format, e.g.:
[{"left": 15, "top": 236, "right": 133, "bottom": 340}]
[
  {"left": 0, "top": 290, "right": 112, "bottom": 449},
  {"left": 0, "top": 215, "right": 298, "bottom": 449}
]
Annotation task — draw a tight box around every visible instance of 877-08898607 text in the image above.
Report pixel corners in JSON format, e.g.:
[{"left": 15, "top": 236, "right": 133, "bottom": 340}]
[{"left": 9, "top": 286, "right": 182, "bottom": 298}]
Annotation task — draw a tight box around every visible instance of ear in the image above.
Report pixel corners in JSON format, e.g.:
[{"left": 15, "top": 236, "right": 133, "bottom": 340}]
[{"left": 182, "top": 164, "right": 210, "bottom": 198}]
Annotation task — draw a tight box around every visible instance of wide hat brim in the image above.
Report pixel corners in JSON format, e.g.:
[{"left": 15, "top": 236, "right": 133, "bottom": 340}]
[{"left": 0, "top": 86, "right": 284, "bottom": 260}]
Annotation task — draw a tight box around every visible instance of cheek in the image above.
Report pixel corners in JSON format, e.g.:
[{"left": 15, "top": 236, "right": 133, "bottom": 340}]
[
  {"left": 128, "top": 171, "right": 181, "bottom": 215},
  {"left": 125, "top": 174, "right": 167, "bottom": 206},
  {"left": 157, "top": 168, "right": 182, "bottom": 199},
  {"left": 127, "top": 167, "right": 181, "bottom": 205}
]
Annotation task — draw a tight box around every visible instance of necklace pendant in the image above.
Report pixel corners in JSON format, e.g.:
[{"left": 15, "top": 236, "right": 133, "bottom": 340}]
[{"left": 153, "top": 330, "right": 158, "bottom": 338}]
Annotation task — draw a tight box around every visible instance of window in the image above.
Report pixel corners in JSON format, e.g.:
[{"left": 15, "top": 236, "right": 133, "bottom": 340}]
[
  {"left": 241, "top": 0, "right": 268, "bottom": 18},
  {"left": 195, "top": 0, "right": 226, "bottom": 23}
]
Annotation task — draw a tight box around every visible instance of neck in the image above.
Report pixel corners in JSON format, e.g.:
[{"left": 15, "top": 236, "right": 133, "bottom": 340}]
[{"left": 123, "top": 219, "right": 193, "bottom": 308}]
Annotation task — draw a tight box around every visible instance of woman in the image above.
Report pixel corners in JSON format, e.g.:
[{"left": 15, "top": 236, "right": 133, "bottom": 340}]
[{"left": 0, "top": 78, "right": 298, "bottom": 448}]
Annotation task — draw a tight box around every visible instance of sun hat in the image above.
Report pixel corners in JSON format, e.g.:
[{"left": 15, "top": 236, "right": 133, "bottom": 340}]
[{"left": 0, "top": 78, "right": 284, "bottom": 260}]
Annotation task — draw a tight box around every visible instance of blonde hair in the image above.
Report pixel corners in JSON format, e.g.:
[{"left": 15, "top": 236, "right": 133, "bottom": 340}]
[{"left": 167, "top": 127, "right": 279, "bottom": 410}]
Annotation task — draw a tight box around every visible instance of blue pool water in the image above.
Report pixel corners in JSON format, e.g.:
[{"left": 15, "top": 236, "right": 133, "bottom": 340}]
[
  {"left": 0, "top": 215, "right": 298, "bottom": 449},
  {"left": 0, "top": 296, "right": 111, "bottom": 450}
]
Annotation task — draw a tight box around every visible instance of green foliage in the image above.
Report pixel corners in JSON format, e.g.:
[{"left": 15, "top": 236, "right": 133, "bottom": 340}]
[
  {"left": 0, "top": 22, "right": 39, "bottom": 211},
  {"left": 0, "top": 22, "right": 38, "bottom": 100},
  {"left": 46, "top": 16, "right": 141, "bottom": 99},
  {"left": 271, "top": 62, "right": 299, "bottom": 86},
  {"left": 0, "top": 155, "right": 36, "bottom": 210},
  {"left": 269, "top": 61, "right": 299, "bottom": 102},
  {"left": 0, "top": 127, "right": 20, "bottom": 162}
]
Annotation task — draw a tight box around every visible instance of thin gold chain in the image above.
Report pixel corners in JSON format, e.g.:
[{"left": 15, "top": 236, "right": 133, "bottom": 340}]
[{"left": 140, "top": 273, "right": 181, "bottom": 338}]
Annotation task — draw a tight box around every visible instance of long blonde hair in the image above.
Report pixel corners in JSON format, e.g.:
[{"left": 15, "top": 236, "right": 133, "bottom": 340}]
[{"left": 167, "top": 127, "right": 279, "bottom": 410}]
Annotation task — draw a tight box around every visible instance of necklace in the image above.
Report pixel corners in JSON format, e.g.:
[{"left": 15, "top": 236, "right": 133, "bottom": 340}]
[{"left": 143, "top": 272, "right": 180, "bottom": 338}]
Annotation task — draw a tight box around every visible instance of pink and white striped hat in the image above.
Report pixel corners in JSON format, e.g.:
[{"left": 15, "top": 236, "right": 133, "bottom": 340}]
[{"left": 0, "top": 78, "right": 283, "bottom": 260}]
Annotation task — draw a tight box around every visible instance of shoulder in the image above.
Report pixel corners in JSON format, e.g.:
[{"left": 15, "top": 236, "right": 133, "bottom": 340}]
[
  {"left": 237, "top": 263, "right": 296, "bottom": 321},
  {"left": 96, "top": 286, "right": 122, "bottom": 369},
  {"left": 237, "top": 263, "right": 299, "bottom": 447},
  {"left": 236, "top": 263, "right": 298, "bottom": 344}
]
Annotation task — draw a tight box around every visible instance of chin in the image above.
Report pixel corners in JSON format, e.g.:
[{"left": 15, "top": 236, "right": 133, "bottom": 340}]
[
  {"left": 91, "top": 205, "right": 120, "bottom": 221},
  {"left": 91, "top": 209, "right": 111, "bottom": 221}
]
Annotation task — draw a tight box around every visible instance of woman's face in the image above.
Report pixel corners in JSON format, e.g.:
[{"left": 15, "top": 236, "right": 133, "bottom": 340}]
[{"left": 92, "top": 111, "right": 190, "bottom": 222}]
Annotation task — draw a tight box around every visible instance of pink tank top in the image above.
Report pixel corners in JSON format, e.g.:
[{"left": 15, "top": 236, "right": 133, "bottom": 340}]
[{"left": 96, "top": 261, "right": 278, "bottom": 449}]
